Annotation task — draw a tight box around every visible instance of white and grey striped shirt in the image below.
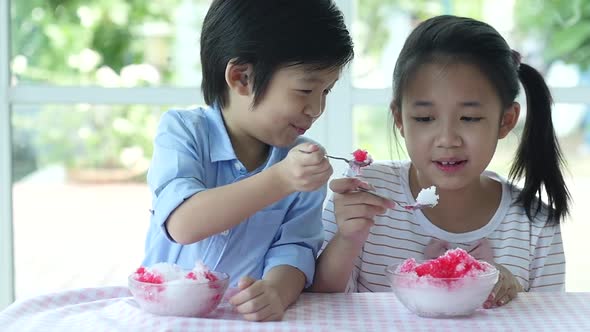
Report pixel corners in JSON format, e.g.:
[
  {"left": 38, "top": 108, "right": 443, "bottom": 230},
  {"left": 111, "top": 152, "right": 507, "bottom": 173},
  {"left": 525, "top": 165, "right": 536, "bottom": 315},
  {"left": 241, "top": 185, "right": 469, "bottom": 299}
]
[{"left": 322, "top": 160, "right": 565, "bottom": 293}]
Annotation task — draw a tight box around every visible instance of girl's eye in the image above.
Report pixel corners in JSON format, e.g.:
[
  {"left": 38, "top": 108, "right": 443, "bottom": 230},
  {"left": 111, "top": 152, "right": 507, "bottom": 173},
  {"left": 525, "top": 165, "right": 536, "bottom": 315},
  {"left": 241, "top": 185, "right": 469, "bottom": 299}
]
[
  {"left": 298, "top": 90, "right": 313, "bottom": 94},
  {"left": 412, "top": 116, "right": 433, "bottom": 122},
  {"left": 323, "top": 88, "right": 332, "bottom": 95},
  {"left": 461, "top": 116, "right": 483, "bottom": 122}
]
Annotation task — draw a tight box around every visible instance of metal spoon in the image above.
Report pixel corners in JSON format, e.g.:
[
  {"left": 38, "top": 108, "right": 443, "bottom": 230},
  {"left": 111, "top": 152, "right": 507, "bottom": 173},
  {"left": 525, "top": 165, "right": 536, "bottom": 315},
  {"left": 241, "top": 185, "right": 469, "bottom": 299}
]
[
  {"left": 326, "top": 154, "right": 371, "bottom": 167},
  {"left": 356, "top": 187, "right": 435, "bottom": 211}
]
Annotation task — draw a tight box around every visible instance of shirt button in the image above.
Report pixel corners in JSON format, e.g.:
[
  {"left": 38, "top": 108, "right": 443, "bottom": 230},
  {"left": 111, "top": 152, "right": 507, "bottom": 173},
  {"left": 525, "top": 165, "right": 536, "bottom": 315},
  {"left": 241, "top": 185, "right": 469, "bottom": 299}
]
[{"left": 221, "top": 230, "right": 229, "bottom": 236}]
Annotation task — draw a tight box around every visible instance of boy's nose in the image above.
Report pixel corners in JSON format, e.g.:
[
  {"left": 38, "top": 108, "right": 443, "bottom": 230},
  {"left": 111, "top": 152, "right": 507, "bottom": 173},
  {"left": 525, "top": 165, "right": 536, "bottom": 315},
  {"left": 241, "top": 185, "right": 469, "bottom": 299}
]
[{"left": 305, "top": 97, "right": 324, "bottom": 118}]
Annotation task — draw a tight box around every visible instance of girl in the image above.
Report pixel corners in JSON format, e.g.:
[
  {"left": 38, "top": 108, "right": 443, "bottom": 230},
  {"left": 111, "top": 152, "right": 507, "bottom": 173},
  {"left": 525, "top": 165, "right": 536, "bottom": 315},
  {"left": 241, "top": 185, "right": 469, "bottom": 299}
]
[{"left": 311, "top": 15, "right": 570, "bottom": 309}]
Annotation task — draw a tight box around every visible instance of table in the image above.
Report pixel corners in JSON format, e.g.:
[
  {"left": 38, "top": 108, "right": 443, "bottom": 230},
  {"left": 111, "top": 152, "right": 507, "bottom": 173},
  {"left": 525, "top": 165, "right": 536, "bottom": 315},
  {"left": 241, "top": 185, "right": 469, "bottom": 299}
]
[{"left": 0, "top": 287, "right": 588, "bottom": 331}]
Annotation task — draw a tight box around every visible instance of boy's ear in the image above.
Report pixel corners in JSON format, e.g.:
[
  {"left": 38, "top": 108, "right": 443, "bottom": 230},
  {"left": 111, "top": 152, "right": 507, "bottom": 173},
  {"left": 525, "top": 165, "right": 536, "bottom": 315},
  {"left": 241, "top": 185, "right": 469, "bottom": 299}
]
[
  {"left": 225, "top": 61, "right": 252, "bottom": 96},
  {"left": 391, "top": 101, "right": 405, "bottom": 138},
  {"left": 499, "top": 102, "right": 520, "bottom": 139}
]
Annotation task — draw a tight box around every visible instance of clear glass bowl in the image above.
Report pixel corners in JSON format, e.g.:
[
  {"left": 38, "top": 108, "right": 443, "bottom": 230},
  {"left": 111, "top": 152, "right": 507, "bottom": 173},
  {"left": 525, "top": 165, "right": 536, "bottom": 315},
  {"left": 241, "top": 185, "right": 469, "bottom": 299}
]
[
  {"left": 385, "top": 263, "right": 499, "bottom": 318},
  {"left": 128, "top": 271, "right": 229, "bottom": 317}
]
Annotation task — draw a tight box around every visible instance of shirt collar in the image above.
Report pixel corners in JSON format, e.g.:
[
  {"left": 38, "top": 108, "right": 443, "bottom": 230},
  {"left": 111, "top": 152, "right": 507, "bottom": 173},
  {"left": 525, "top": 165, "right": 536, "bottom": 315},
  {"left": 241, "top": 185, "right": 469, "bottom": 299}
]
[
  {"left": 205, "top": 103, "right": 284, "bottom": 169},
  {"left": 206, "top": 104, "right": 238, "bottom": 162}
]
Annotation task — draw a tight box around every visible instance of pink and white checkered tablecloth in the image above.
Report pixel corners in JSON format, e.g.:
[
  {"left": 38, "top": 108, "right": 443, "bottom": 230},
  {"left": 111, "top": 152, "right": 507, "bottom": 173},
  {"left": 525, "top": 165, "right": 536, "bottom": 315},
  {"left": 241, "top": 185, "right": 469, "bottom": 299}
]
[{"left": 0, "top": 287, "right": 588, "bottom": 331}]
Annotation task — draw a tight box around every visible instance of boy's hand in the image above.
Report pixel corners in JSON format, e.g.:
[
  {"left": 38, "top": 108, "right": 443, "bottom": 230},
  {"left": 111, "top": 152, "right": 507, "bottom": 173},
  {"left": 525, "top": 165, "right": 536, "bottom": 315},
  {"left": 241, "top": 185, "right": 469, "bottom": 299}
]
[
  {"left": 483, "top": 263, "right": 523, "bottom": 309},
  {"left": 229, "top": 276, "right": 285, "bottom": 321},
  {"left": 330, "top": 177, "right": 395, "bottom": 245},
  {"left": 275, "top": 143, "right": 333, "bottom": 193}
]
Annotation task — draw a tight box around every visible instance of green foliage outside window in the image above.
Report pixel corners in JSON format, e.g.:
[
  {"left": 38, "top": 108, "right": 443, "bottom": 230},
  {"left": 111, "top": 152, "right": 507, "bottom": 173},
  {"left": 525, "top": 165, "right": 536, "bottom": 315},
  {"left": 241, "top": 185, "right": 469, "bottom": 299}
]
[
  {"left": 11, "top": 1, "right": 203, "bottom": 181},
  {"left": 11, "top": 0, "right": 183, "bottom": 84},
  {"left": 354, "top": 0, "right": 485, "bottom": 62},
  {"left": 10, "top": 0, "right": 590, "bottom": 181},
  {"left": 514, "top": 0, "right": 590, "bottom": 70}
]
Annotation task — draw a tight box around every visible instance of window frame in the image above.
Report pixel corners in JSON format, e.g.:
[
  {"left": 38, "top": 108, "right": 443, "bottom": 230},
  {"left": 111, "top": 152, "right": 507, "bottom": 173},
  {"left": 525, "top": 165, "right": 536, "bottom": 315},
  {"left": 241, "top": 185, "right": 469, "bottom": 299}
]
[{"left": 1, "top": 0, "right": 14, "bottom": 310}]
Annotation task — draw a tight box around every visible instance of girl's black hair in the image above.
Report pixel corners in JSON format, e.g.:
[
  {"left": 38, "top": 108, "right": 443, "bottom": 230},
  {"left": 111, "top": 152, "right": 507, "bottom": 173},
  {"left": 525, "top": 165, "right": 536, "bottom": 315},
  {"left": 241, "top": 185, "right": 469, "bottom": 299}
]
[
  {"left": 392, "top": 15, "right": 570, "bottom": 224},
  {"left": 200, "top": 0, "right": 354, "bottom": 109}
]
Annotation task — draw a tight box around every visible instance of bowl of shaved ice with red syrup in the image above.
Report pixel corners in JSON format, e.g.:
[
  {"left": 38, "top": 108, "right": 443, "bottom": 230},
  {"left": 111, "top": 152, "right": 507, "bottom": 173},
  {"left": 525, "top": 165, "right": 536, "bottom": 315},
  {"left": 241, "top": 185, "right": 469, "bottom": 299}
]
[
  {"left": 129, "top": 261, "right": 229, "bottom": 317},
  {"left": 385, "top": 248, "right": 498, "bottom": 318}
]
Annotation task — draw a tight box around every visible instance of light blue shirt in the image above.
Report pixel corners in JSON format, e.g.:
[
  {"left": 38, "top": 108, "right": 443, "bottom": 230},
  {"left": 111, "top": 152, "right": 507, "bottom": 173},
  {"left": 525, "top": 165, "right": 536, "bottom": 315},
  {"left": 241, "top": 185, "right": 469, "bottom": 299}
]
[{"left": 142, "top": 105, "right": 326, "bottom": 287}]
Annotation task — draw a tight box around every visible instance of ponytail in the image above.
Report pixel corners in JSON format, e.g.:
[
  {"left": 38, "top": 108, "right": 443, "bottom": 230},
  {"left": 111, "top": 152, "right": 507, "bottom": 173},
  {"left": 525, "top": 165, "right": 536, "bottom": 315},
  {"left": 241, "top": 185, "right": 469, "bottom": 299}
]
[{"left": 509, "top": 63, "right": 571, "bottom": 224}]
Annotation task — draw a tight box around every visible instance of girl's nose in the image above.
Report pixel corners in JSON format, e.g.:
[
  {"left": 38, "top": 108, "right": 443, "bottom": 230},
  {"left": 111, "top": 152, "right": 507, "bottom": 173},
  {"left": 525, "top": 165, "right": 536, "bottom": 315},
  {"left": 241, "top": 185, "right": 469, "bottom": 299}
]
[{"left": 435, "top": 123, "right": 462, "bottom": 148}]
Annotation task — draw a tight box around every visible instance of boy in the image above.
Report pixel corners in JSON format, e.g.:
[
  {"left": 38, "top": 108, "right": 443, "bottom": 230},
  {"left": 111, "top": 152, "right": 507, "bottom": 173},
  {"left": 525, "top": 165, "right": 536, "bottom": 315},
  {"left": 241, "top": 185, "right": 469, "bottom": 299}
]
[{"left": 142, "top": 0, "right": 353, "bottom": 321}]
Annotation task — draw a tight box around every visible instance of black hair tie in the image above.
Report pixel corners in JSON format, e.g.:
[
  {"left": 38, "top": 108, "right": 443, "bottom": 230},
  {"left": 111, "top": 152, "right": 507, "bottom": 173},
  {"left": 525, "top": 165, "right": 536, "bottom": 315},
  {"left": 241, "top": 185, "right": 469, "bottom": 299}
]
[{"left": 511, "top": 49, "right": 522, "bottom": 68}]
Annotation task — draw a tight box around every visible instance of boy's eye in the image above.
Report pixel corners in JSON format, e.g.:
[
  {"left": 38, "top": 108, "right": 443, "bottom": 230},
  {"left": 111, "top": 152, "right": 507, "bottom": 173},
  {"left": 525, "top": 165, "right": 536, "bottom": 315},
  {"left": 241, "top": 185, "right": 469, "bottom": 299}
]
[
  {"left": 412, "top": 116, "right": 433, "bottom": 122},
  {"left": 461, "top": 116, "right": 483, "bottom": 122},
  {"left": 323, "top": 88, "right": 332, "bottom": 95}
]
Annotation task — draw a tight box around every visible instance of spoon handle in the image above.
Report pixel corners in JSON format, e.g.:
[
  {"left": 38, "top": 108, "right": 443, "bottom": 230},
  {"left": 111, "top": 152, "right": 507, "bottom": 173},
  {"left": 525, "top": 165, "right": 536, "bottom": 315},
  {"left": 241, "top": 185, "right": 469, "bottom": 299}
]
[{"left": 326, "top": 155, "right": 351, "bottom": 163}]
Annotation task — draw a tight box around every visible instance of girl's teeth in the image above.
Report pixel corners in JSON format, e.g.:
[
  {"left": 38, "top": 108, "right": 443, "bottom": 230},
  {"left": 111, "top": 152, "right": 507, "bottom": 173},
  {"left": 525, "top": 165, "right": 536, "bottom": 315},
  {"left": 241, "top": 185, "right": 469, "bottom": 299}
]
[{"left": 441, "top": 161, "right": 457, "bottom": 165}]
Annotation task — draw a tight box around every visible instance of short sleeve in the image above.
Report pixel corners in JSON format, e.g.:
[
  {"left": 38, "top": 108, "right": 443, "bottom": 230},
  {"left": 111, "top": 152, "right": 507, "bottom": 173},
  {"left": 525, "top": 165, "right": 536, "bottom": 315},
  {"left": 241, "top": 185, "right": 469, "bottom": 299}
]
[
  {"left": 528, "top": 223, "right": 566, "bottom": 291},
  {"left": 320, "top": 193, "right": 359, "bottom": 292},
  {"left": 147, "top": 111, "right": 208, "bottom": 242}
]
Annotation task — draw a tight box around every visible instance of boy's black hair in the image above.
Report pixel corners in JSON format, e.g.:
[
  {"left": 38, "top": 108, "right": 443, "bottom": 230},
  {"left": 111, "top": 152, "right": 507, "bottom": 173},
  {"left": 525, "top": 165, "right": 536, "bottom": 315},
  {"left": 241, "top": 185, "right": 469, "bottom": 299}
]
[
  {"left": 391, "top": 15, "right": 570, "bottom": 224},
  {"left": 201, "top": 0, "right": 354, "bottom": 109}
]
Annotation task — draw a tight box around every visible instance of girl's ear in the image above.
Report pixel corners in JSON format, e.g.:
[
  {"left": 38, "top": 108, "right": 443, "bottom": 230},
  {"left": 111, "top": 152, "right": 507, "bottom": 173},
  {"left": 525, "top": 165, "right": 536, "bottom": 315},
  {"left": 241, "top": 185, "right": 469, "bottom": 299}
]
[
  {"left": 225, "top": 60, "right": 252, "bottom": 96},
  {"left": 499, "top": 102, "right": 520, "bottom": 139},
  {"left": 391, "top": 101, "right": 405, "bottom": 138}
]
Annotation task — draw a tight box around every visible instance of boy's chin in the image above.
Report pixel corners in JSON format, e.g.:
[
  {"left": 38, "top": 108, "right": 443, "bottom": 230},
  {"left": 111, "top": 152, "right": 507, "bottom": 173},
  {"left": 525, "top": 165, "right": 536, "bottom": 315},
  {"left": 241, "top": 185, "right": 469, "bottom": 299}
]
[
  {"left": 272, "top": 141, "right": 295, "bottom": 149},
  {"left": 267, "top": 136, "right": 298, "bottom": 148}
]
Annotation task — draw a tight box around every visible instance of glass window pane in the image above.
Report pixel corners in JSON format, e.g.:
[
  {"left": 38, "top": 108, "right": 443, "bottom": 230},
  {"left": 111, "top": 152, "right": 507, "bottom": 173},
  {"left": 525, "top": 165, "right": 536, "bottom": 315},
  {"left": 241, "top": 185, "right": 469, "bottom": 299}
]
[
  {"left": 353, "top": 103, "right": 590, "bottom": 291},
  {"left": 11, "top": 104, "right": 179, "bottom": 299},
  {"left": 352, "top": 0, "right": 590, "bottom": 88},
  {"left": 514, "top": 0, "right": 590, "bottom": 88},
  {"left": 352, "top": 0, "right": 441, "bottom": 89},
  {"left": 352, "top": 105, "right": 407, "bottom": 161},
  {"left": 11, "top": 0, "right": 211, "bottom": 87}
]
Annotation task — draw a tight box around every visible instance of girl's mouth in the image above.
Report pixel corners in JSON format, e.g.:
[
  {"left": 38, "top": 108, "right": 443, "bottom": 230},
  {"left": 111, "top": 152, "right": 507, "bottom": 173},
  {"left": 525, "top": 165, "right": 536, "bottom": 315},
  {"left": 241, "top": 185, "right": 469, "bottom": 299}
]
[{"left": 434, "top": 160, "right": 467, "bottom": 173}]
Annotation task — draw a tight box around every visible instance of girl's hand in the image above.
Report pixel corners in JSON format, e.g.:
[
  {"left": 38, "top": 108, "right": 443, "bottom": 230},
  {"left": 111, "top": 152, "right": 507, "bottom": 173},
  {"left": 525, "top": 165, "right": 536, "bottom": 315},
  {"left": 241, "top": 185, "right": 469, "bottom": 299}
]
[
  {"left": 330, "top": 177, "right": 395, "bottom": 245},
  {"left": 484, "top": 263, "right": 523, "bottom": 309},
  {"left": 229, "top": 276, "right": 285, "bottom": 322},
  {"left": 275, "top": 143, "right": 333, "bottom": 193}
]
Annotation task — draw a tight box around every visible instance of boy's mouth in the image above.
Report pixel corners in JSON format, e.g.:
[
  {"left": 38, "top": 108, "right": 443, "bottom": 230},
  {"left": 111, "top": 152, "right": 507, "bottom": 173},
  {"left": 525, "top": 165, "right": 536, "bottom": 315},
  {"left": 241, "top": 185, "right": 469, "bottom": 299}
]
[{"left": 292, "top": 125, "right": 308, "bottom": 135}]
